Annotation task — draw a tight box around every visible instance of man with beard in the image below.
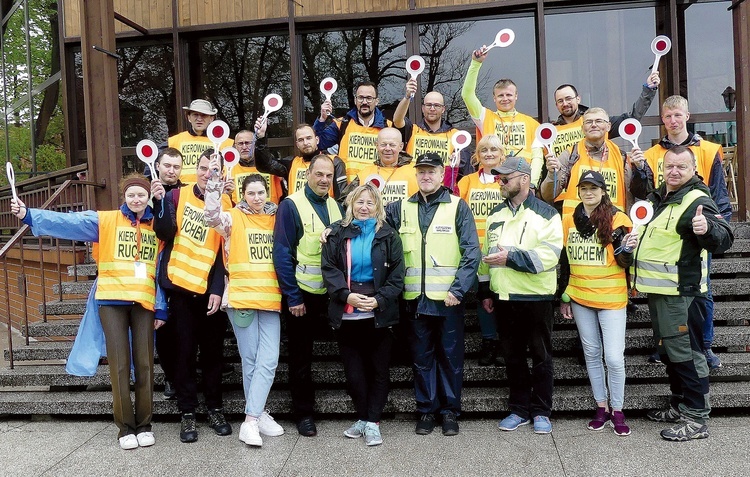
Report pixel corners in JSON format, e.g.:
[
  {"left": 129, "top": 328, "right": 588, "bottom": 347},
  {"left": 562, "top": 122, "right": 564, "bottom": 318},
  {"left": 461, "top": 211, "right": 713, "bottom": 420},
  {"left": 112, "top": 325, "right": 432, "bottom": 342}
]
[
  {"left": 393, "top": 79, "right": 473, "bottom": 185},
  {"left": 228, "top": 127, "right": 284, "bottom": 204},
  {"left": 255, "top": 122, "right": 347, "bottom": 199},
  {"left": 314, "top": 81, "right": 393, "bottom": 181},
  {"left": 549, "top": 72, "right": 660, "bottom": 157},
  {"left": 481, "top": 157, "right": 563, "bottom": 435}
]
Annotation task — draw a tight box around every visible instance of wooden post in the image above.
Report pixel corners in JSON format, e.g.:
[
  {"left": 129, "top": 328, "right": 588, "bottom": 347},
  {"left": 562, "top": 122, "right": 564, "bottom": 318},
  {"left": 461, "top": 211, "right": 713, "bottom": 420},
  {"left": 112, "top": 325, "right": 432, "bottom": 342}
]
[
  {"left": 732, "top": 0, "right": 749, "bottom": 220},
  {"left": 79, "top": 0, "right": 121, "bottom": 210}
]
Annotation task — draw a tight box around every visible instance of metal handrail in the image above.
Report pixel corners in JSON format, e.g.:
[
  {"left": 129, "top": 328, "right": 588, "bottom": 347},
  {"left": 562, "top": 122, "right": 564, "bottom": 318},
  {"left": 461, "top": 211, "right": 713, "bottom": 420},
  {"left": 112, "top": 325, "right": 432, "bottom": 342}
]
[{"left": 2, "top": 177, "right": 104, "bottom": 369}]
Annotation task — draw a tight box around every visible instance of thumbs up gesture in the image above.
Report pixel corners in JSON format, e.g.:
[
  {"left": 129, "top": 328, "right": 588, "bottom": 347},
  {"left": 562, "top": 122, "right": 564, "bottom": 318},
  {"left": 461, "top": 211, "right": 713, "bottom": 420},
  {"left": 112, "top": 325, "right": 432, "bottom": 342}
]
[{"left": 692, "top": 204, "right": 708, "bottom": 235}]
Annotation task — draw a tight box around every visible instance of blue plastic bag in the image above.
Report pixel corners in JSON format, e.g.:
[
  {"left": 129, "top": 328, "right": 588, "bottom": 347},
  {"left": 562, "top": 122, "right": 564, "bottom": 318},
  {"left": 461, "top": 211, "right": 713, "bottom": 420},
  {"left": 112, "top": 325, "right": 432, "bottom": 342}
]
[{"left": 65, "top": 278, "right": 106, "bottom": 377}]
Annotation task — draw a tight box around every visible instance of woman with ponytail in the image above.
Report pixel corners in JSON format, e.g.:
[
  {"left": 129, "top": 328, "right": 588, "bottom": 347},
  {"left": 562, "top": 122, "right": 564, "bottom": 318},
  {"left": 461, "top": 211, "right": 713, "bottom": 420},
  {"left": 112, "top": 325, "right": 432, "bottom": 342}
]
[{"left": 559, "top": 170, "right": 638, "bottom": 436}]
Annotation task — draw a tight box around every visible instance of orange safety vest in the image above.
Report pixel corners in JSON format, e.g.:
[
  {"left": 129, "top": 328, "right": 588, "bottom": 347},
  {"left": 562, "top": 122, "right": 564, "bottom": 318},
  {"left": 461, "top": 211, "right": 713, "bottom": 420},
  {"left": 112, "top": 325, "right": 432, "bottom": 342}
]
[
  {"left": 357, "top": 163, "right": 419, "bottom": 205},
  {"left": 552, "top": 118, "right": 585, "bottom": 158},
  {"left": 406, "top": 125, "right": 456, "bottom": 166},
  {"left": 556, "top": 139, "right": 626, "bottom": 216},
  {"left": 563, "top": 211, "right": 631, "bottom": 309},
  {"left": 231, "top": 164, "right": 283, "bottom": 205},
  {"left": 168, "top": 131, "right": 234, "bottom": 185},
  {"left": 225, "top": 211, "right": 281, "bottom": 311},
  {"left": 644, "top": 140, "right": 723, "bottom": 188},
  {"left": 95, "top": 210, "right": 159, "bottom": 311},
  {"left": 479, "top": 110, "right": 539, "bottom": 163},
  {"left": 457, "top": 172, "right": 503, "bottom": 248},
  {"left": 167, "top": 188, "right": 222, "bottom": 294},
  {"left": 337, "top": 118, "right": 392, "bottom": 181}
]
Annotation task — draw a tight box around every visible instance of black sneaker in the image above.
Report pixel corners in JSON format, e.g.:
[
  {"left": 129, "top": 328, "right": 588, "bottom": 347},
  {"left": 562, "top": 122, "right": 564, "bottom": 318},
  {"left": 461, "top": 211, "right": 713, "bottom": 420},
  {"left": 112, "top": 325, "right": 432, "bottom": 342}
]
[
  {"left": 180, "top": 413, "right": 198, "bottom": 443},
  {"left": 415, "top": 413, "right": 435, "bottom": 435},
  {"left": 647, "top": 352, "right": 662, "bottom": 364},
  {"left": 296, "top": 416, "right": 317, "bottom": 437},
  {"left": 163, "top": 381, "right": 176, "bottom": 400},
  {"left": 208, "top": 409, "right": 232, "bottom": 436},
  {"left": 646, "top": 406, "right": 681, "bottom": 423},
  {"left": 442, "top": 412, "right": 459, "bottom": 436},
  {"left": 660, "top": 419, "right": 709, "bottom": 441},
  {"left": 478, "top": 339, "right": 496, "bottom": 366}
]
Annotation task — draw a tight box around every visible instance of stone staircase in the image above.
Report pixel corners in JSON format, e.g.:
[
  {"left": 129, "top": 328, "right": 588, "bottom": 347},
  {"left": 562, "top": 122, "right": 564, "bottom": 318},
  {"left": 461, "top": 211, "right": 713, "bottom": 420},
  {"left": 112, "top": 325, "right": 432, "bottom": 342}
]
[{"left": 2, "top": 225, "right": 750, "bottom": 417}]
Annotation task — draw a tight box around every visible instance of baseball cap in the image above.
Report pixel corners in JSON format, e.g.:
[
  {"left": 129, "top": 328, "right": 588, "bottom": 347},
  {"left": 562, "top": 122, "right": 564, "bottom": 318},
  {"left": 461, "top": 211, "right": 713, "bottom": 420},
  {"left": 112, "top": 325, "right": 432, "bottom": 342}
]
[
  {"left": 182, "top": 99, "right": 218, "bottom": 116},
  {"left": 414, "top": 152, "right": 444, "bottom": 168},
  {"left": 577, "top": 170, "right": 607, "bottom": 189},
  {"left": 491, "top": 157, "right": 531, "bottom": 175}
]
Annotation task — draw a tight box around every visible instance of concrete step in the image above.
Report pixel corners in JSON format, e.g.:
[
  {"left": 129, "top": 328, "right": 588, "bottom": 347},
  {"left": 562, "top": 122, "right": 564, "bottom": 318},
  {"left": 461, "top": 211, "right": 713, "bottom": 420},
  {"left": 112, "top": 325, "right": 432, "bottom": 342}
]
[
  {"left": 7, "top": 325, "right": 749, "bottom": 363},
  {"left": 729, "top": 222, "right": 750, "bottom": 239},
  {"left": 1, "top": 381, "right": 748, "bottom": 415},
  {"left": 67, "top": 263, "right": 97, "bottom": 278},
  {"left": 1, "top": 353, "right": 748, "bottom": 388},
  {"left": 52, "top": 280, "right": 94, "bottom": 296},
  {"left": 711, "top": 257, "right": 750, "bottom": 274},
  {"left": 724, "top": 238, "right": 750, "bottom": 254},
  {"left": 38, "top": 299, "right": 86, "bottom": 316}
]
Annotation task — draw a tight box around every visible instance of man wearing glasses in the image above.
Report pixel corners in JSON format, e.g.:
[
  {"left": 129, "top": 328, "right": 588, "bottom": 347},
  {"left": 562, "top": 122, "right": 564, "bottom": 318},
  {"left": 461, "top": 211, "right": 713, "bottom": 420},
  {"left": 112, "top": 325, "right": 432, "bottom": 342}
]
[
  {"left": 480, "top": 156, "right": 563, "bottom": 435},
  {"left": 549, "top": 72, "right": 660, "bottom": 157},
  {"left": 540, "top": 108, "right": 630, "bottom": 216},
  {"left": 314, "top": 81, "right": 393, "bottom": 182},
  {"left": 461, "top": 49, "right": 544, "bottom": 187},
  {"left": 229, "top": 128, "right": 284, "bottom": 204},
  {"left": 393, "top": 78, "right": 474, "bottom": 184}
]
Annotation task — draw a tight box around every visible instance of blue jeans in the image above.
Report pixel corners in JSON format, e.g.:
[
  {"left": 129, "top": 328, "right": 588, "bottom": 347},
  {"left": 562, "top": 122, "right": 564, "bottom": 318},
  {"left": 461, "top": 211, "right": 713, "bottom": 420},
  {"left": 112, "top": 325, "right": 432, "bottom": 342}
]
[
  {"left": 228, "top": 308, "right": 281, "bottom": 417},
  {"left": 571, "top": 302, "right": 626, "bottom": 410}
]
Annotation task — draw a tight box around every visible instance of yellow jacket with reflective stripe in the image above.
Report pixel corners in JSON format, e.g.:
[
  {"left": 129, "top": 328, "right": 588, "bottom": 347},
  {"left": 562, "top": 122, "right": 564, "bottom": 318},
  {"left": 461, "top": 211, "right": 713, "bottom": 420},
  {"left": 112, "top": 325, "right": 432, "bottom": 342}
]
[
  {"left": 288, "top": 190, "right": 343, "bottom": 294},
  {"left": 168, "top": 188, "right": 222, "bottom": 294},
  {"left": 400, "top": 196, "right": 462, "bottom": 300},
  {"left": 562, "top": 211, "right": 631, "bottom": 309},
  {"left": 632, "top": 189, "right": 708, "bottom": 295},
  {"left": 95, "top": 210, "right": 159, "bottom": 311},
  {"left": 226, "top": 210, "right": 281, "bottom": 311},
  {"left": 556, "top": 139, "right": 626, "bottom": 216}
]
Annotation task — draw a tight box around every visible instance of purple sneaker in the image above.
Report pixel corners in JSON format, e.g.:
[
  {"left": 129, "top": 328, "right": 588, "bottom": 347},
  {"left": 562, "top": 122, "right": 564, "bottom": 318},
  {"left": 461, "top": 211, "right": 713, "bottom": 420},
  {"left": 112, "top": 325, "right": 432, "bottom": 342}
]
[
  {"left": 587, "top": 407, "right": 611, "bottom": 431},
  {"left": 611, "top": 410, "right": 631, "bottom": 436}
]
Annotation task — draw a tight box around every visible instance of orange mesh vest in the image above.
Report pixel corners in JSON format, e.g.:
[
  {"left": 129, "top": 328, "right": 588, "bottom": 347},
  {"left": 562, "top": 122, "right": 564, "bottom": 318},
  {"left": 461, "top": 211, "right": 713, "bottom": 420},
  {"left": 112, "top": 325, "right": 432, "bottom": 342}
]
[
  {"left": 644, "top": 140, "right": 722, "bottom": 188},
  {"left": 357, "top": 163, "right": 418, "bottom": 205},
  {"left": 457, "top": 172, "right": 504, "bottom": 248},
  {"left": 480, "top": 110, "right": 539, "bottom": 162},
  {"left": 168, "top": 131, "right": 233, "bottom": 184},
  {"left": 337, "top": 118, "right": 392, "bottom": 181},
  {"left": 231, "top": 164, "right": 283, "bottom": 204},
  {"left": 406, "top": 125, "right": 456, "bottom": 166}
]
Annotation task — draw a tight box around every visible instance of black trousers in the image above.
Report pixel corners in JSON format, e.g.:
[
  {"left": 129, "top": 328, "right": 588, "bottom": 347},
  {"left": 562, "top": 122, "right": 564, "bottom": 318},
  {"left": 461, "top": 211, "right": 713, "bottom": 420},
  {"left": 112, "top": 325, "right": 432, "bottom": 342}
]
[
  {"left": 168, "top": 288, "right": 227, "bottom": 413},
  {"left": 495, "top": 300, "right": 555, "bottom": 419},
  {"left": 284, "top": 291, "right": 331, "bottom": 420},
  {"left": 155, "top": 317, "right": 177, "bottom": 383},
  {"left": 337, "top": 319, "right": 394, "bottom": 422}
]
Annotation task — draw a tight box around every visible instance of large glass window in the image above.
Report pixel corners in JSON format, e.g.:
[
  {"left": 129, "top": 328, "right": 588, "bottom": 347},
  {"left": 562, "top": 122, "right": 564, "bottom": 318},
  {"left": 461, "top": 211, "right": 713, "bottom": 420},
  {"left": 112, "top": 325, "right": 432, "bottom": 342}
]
[
  {"left": 419, "top": 17, "right": 538, "bottom": 132},
  {"left": 300, "top": 27, "right": 407, "bottom": 125},
  {"left": 198, "top": 35, "right": 291, "bottom": 138},
  {"left": 684, "top": 1, "right": 735, "bottom": 114},
  {"left": 545, "top": 6, "right": 659, "bottom": 149}
]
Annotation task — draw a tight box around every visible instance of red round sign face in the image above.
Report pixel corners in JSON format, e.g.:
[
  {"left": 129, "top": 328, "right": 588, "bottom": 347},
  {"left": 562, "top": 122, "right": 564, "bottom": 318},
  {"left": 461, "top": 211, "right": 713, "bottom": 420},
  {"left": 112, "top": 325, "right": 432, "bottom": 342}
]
[
  {"left": 624, "top": 123, "right": 637, "bottom": 136},
  {"left": 635, "top": 206, "right": 648, "bottom": 220},
  {"left": 370, "top": 178, "right": 381, "bottom": 188},
  {"left": 409, "top": 60, "right": 421, "bottom": 71},
  {"left": 456, "top": 135, "right": 468, "bottom": 145},
  {"left": 268, "top": 97, "right": 279, "bottom": 108},
  {"left": 500, "top": 32, "right": 511, "bottom": 43},
  {"left": 211, "top": 124, "right": 226, "bottom": 138},
  {"left": 224, "top": 150, "right": 237, "bottom": 163},
  {"left": 142, "top": 144, "right": 153, "bottom": 157},
  {"left": 323, "top": 81, "right": 334, "bottom": 91},
  {"left": 656, "top": 40, "right": 668, "bottom": 52},
  {"left": 540, "top": 128, "right": 553, "bottom": 140}
]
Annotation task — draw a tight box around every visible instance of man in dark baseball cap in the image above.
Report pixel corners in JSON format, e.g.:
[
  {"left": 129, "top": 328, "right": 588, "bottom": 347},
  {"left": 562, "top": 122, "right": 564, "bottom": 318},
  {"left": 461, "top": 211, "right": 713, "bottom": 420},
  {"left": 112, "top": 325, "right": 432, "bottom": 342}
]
[
  {"left": 491, "top": 157, "right": 532, "bottom": 176},
  {"left": 414, "top": 151, "right": 444, "bottom": 168}
]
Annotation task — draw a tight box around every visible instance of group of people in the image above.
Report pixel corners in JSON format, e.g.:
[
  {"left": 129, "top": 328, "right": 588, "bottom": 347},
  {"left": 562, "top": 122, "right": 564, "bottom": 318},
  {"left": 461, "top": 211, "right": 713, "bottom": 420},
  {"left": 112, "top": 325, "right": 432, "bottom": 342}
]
[{"left": 9, "top": 46, "right": 735, "bottom": 450}]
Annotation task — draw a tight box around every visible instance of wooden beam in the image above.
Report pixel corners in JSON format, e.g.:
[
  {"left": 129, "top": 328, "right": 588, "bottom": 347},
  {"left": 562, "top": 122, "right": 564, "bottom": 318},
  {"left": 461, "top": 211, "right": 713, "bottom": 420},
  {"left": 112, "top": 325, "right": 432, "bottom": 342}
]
[
  {"left": 733, "top": 0, "right": 749, "bottom": 219},
  {"left": 79, "top": 0, "right": 122, "bottom": 210}
]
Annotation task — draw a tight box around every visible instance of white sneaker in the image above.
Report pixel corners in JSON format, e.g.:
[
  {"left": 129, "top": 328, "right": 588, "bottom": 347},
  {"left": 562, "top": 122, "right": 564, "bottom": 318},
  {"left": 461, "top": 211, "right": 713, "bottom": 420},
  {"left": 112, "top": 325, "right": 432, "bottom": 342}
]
[
  {"left": 239, "top": 421, "right": 263, "bottom": 447},
  {"left": 118, "top": 434, "right": 138, "bottom": 450},
  {"left": 136, "top": 431, "right": 155, "bottom": 447},
  {"left": 258, "top": 411, "right": 285, "bottom": 437}
]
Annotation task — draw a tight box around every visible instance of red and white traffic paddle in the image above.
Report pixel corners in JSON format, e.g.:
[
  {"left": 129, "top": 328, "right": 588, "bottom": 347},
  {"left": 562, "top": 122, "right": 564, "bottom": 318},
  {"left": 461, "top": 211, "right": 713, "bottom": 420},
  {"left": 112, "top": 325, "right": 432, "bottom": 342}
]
[
  {"left": 221, "top": 146, "right": 240, "bottom": 180},
  {"left": 482, "top": 28, "right": 515, "bottom": 54},
  {"left": 405, "top": 55, "right": 425, "bottom": 100},
  {"left": 364, "top": 174, "right": 386, "bottom": 191},
  {"left": 535, "top": 123, "right": 558, "bottom": 192},
  {"left": 261, "top": 94, "right": 283, "bottom": 122},
  {"left": 630, "top": 200, "right": 654, "bottom": 235},
  {"left": 207, "top": 120, "right": 230, "bottom": 158},
  {"left": 320, "top": 77, "right": 338, "bottom": 102},
  {"left": 136, "top": 139, "right": 159, "bottom": 180},
  {"left": 618, "top": 118, "right": 642, "bottom": 150},
  {"left": 448, "top": 130, "right": 472, "bottom": 191},
  {"left": 650, "top": 35, "right": 671, "bottom": 75}
]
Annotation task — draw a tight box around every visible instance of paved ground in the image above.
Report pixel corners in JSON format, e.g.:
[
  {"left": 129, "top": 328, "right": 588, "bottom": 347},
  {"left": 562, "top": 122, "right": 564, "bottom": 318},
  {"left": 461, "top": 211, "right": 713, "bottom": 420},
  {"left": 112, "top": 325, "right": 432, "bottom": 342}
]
[{"left": 1, "top": 414, "right": 748, "bottom": 476}]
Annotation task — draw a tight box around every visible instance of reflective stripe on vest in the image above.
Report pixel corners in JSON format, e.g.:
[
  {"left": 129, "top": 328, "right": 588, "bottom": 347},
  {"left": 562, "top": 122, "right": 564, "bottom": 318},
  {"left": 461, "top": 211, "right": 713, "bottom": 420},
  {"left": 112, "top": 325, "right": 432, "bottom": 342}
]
[
  {"left": 226, "top": 211, "right": 281, "bottom": 311},
  {"left": 400, "top": 196, "right": 461, "bottom": 300},
  {"left": 168, "top": 189, "right": 221, "bottom": 294},
  {"left": 95, "top": 210, "right": 158, "bottom": 311},
  {"left": 288, "top": 190, "right": 342, "bottom": 294},
  {"left": 556, "top": 139, "right": 626, "bottom": 216},
  {"left": 632, "top": 189, "right": 709, "bottom": 295}
]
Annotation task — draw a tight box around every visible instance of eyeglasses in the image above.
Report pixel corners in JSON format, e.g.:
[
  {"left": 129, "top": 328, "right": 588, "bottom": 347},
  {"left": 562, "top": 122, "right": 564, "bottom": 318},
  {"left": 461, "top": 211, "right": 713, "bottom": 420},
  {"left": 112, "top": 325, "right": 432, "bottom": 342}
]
[
  {"left": 235, "top": 141, "right": 253, "bottom": 147},
  {"left": 555, "top": 96, "right": 577, "bottom": 105},
  {"left": 356, "top": 95, "right": 377, "bottom": 103},
  {"left": 423, "top": 103, "right": 444, "bottom": 109},
  {"left": 497, "top": 173, "right": 524, "bottom": 184},
  {"left": 583, "top": 118, "right": 609, "bottom": 127}
]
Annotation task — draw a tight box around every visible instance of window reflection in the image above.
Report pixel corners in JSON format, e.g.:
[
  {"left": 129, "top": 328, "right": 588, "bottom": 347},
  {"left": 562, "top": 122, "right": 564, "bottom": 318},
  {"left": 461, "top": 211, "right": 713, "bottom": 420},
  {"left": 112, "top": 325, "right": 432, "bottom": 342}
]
[
  {"left": 301, "top": 28, "right": 406, "bottom": 124},
  {"left": 199, "top": 36, "right": 291, "bottom": 138},
  {"left": 545, "top": 7, "right": 657, "bottom": 122},
  {"left": 684, "top": 1, "right": 734, "bottom": 114}
]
